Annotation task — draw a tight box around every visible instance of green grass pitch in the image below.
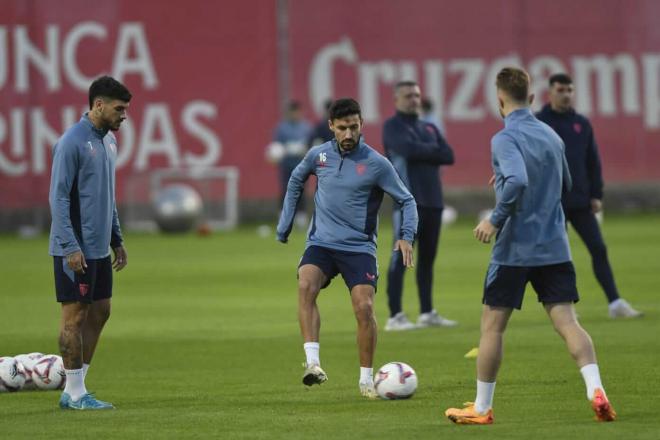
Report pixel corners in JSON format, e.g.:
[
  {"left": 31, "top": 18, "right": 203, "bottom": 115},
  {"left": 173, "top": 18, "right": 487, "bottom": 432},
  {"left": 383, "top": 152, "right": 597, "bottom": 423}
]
[{"left": 1, "top": 214, "right": 659, "bottom": 439}]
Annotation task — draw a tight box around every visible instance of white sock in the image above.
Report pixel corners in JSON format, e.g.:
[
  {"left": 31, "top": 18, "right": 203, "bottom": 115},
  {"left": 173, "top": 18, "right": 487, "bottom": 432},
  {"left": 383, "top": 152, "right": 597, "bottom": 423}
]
[
  {"left": 82, "top": 363, "right": 90, "bottom": 379},
  {"left": 63, "top": 368, "right": 87, "bottom": 401},
  {"left": 474, "top": 380, "right": 496, "bottom": 414},
  {"left": 360, "top": 367, "right": 373, "bottom": 384},
  {"left": 303, "top": 342, "right": 320, "bottom": 366},
  {"left": 580, "top": 363, "right": 604, "bottom": 400}
]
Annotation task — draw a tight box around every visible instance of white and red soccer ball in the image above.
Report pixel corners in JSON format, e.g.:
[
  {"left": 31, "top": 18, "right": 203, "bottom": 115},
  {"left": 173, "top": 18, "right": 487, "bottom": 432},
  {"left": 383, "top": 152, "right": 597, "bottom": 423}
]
[
  {"left": 14, "top": 352, "right": 44, "bottom": 390},
  {"left": 31, "top": 355, "right": 66, "bottom": 390},
  {"left": 374, "top": 362, "right": 418, "bottom": 400},
  {"left": 0, "top": 356, "right": 27, "bottom": 392}
]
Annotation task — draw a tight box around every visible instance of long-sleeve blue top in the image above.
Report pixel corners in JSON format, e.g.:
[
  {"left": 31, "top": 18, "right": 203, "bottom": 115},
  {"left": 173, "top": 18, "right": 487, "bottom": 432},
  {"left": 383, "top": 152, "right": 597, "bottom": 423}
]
[
  {"left": 49, "top": 114, "right": 123, "bottom": 259},
  {"left": 383, "top": 112, "right": 454, "bottom": 208},
  {"left": 490, "top": 108, "right": 572, "bottom": 266},
  {"left": 277, "top": 138, "right": 418, "bottom": 256}
]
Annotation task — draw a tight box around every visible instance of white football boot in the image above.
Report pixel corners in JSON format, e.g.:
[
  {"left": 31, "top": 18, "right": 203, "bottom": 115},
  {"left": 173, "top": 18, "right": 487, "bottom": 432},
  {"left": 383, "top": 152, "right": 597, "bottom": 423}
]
[
  {"left": 359, "top": 382, "right": 378, "bottom": 399},
  {"left": 384, "top": 312, "right": 417, "bottom": 331},
  {"left": 608, "top": 299, "right": 643, "bottom": 318},
  {"left": 302, "top": 363, "right": 328, "bottom": 386},
  {"left": 417, "top": 309, "right": 458, "bottom": 327}
]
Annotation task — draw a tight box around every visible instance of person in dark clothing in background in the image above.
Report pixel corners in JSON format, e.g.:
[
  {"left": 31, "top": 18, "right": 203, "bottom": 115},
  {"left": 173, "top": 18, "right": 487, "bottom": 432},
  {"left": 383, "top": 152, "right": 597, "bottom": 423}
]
[
  {"left": 536, "top": 73, "right": 642, "bottom": 319},
  {"left": 269, "top": 100, "right": 312, "bottom": 228},
  {"left": 383, "top": 81, "right": 457, "bottom": 331},
  {"left": 307, "top": 99, "right": 335, "bottom": 148}
]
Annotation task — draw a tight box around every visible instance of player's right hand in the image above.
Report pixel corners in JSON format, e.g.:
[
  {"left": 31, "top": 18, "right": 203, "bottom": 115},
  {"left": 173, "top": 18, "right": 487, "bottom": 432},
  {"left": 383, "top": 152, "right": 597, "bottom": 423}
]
[
  {"left": 394, "top": 240, "right": 414, "bottom": 268},
  {"left": 66, "top": 250, "right": 87, "bottom": 274},
  {"left": 473, "top": 218, "right": 498, "bottom": 244}
]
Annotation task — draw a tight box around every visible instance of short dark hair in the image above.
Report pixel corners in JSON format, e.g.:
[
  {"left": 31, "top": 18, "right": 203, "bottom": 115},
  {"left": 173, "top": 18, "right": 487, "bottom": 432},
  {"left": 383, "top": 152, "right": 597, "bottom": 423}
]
[
  {"left": 549, "top": 73, "right": 573, "bottom": 87},
  {"left": 287, "top": 100, "right": 302, "bottom": 112},
  {"left": 88, "top": 76, "right": 132, "bottom": 109},
  {"left": 394, "top": 80, "right": 418, "bottom": 92},
  {"left": 496, "top": 67, "right": 530, "bottom": 103},
  {"left": 329, "top": 98, "right": 361, "bottom": 120}
]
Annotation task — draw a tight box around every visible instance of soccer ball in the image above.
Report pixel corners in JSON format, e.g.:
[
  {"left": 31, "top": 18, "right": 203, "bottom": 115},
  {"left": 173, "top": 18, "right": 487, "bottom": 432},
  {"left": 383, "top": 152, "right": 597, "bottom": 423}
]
[
  {"left": 374, "top": 362, "right": 418, "bottom": 400},
  {"left": 153, "top": 184, "right": 204, "bottom": 233},
  {"left": 265, "top": 142, "right": 286, "bottom": 163},
  {"left": 32, "top": 355, "right": 66, "bottom": 390},
  {"left": 0, "top": 356, "right": 27, "bottom": 392},
  {"left": 285, "top": 141, "right": 306, "bottom": 156},
  {"left": 14, "top": 353, "right": 44, "bottom": 390},
  {"left": 442, "top": 205, "right": 458, "bottom": 226}
]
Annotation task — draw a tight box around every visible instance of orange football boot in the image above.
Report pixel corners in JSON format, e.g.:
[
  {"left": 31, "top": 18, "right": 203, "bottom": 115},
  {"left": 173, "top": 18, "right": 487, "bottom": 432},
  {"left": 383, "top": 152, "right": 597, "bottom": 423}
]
[
  {"left": 591, "top": 388, "right": 616, "bottom": 422},
  {"left": 445, "top": 402, "right": 494, "bottom": 425}
]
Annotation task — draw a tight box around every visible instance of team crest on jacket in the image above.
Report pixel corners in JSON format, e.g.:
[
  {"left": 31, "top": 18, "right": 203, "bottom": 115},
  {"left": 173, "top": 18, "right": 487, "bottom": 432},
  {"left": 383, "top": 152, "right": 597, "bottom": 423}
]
[
  {"left": 356, "top": 163, "right": 366, "bottom": 175},
  {"left": 573, "top": 123, "right": 582, "bottom": 134}
]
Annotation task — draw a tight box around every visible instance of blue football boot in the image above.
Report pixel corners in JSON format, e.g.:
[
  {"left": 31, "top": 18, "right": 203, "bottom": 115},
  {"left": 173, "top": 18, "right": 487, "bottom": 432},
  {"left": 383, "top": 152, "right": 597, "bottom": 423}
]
[{"left": 59, "top": 392, "right": 115, "bottom": 410}]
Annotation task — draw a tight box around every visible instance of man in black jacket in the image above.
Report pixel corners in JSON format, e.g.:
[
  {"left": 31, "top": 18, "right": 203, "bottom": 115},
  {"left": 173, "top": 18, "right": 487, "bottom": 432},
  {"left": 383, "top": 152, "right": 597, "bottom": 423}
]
[
  {"left": 383, "top": 81, "right": 457, "bottom": 331},
  {"left": 536, "top": 73, "right": 642, "bottom": 318}
]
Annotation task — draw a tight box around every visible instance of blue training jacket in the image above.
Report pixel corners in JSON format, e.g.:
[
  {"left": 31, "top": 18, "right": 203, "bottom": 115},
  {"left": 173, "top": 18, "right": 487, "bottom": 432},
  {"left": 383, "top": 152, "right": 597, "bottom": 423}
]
[
  {"left": 489, "top": 108, "right": 572, "bottom": 266},
  {"left": 277, "top": 139, "right": 418, "bottom": 256},
  {"left": 49, "top": 114, "right": 123, "bottom": 259},
  {"left": 535, "top": 104, "right": 604, "bottom": 211},
  {"left": 383, "top": 112, "right": 454, "bottom": 208}
]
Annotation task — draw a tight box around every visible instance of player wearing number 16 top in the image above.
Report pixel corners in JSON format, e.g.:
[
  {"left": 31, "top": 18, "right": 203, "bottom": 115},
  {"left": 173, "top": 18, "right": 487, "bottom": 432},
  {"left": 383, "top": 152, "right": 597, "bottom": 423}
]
[{"left": 277, "top": 98, "right": 418, "bottom": 399}]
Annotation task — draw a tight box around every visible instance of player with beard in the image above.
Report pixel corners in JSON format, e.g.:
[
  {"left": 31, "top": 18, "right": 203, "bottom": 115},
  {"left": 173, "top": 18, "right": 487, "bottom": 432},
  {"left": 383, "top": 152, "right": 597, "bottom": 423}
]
[
  {"left": 49, "top": 76, "right": 131, "bottom": 410},
  {"left": 277, "top": 98, "right": 418, "bottom": 398}
]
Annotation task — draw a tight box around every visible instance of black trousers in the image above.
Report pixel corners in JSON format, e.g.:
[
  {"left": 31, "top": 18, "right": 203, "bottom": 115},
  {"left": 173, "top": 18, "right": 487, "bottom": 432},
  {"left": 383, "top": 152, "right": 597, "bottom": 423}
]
[
  {"left": 387, "top": 206, "right": 443, "bottom": 317},
  {"left": 565, "top": 208, "right": 620, "bottom": 303}
]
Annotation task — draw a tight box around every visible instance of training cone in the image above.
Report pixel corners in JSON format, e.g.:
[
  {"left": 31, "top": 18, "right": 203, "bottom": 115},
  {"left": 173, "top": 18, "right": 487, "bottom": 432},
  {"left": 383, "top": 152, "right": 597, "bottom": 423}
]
[{"left": 464, "top": 347, "right": 479, "bottom": 359}]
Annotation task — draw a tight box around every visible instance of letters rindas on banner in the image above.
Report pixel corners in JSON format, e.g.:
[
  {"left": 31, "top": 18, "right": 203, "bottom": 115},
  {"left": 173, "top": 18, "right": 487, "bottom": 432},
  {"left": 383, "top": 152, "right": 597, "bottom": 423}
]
[
  {"left": 309, "top": 37, "right": 660, "bottom": 130},
  {"left": 0, "top": 22, "right": 222, "bottom": 177}
]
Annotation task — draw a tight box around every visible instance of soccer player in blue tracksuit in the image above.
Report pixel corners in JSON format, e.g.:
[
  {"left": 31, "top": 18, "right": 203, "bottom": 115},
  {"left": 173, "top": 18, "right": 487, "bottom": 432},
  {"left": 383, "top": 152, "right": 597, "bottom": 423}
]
[
  {"left": 445, "top": 68, "right": 616, "bottom": 424},
  {"left": 49, "top": 76, "right": 131, "bottom": 410},
  {"left": 277, "top": 98, "right": 418, "bottom": 398},
  {"left": 383, "top": 81, "right": 456, "bottom": 331},
  {"left": 536, "top": 73, "right": 642, "bottom": 318}
]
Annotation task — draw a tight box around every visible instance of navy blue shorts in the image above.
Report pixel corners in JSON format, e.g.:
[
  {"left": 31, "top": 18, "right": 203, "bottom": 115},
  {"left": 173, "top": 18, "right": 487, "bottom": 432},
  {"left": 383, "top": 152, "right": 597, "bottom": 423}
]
[
  {"left": 483, "top": 262, "right": 579, "bottom": 310},
  {"left": 53, "top": 256, "right": 113, "bottom": 304},
  {"left": 299, "top": 245, "right": 378, "bottom": 292}
]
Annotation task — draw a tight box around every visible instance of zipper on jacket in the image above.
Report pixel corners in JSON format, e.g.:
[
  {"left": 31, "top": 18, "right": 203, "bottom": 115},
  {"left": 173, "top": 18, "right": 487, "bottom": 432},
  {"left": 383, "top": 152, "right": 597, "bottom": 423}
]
[{"left": 337, "top": 155, "right": 345, "bottom": 176}]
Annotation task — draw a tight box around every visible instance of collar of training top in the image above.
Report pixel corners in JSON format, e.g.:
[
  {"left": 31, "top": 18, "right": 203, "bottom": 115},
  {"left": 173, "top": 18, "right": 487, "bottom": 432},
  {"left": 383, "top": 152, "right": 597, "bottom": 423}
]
[
  {"left": 333, "top": 136, "right": 365, "bottom": 156},
  {"left": 81, "top": 113, "right": 110, "bottom": 137},
  {"left": 504, "top": 107, "right": 534, "bottom": 127}
]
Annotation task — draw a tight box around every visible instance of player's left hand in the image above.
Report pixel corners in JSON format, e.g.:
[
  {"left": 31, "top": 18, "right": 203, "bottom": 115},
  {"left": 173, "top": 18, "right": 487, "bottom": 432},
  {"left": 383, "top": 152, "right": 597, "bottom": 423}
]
[
  {"left": 394, "top": 240, "right": 414, "bottom": 268},
  {"left": 591, "top": 198, "right": 602, "bottom": 214},
  {"left": 473, "top": 219, "right": 498, "bottom": 244},
  {"left": 112, "top": 245, "right": 128, "bottom": 271}
]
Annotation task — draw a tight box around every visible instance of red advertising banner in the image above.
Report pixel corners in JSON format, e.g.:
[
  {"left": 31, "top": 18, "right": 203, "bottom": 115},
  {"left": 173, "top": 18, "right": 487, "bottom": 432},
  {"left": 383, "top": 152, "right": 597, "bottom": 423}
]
[
  {"left": 1, "top": 0, "right": 660, "bottom": 211},
  {"left": 0, "top": 0, "right": 279, "bottom": 209},
  {"left": 289, "top": 0, "right": 660, "bottom": 186}
]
